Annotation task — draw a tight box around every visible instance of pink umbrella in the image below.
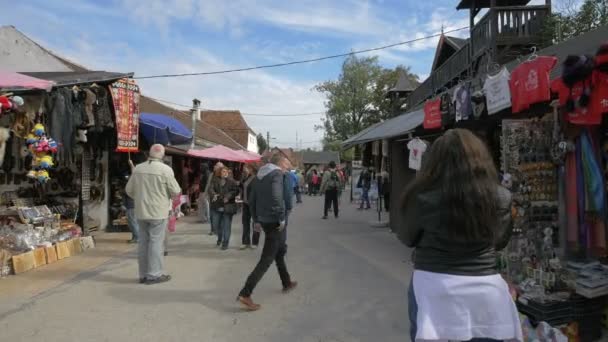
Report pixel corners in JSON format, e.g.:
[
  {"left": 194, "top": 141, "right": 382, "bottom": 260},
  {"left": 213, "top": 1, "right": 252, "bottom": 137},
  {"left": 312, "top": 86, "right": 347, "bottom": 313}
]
[
  {"left": 233, "top": 150, "right": 261, "bottom": 163},
  {"left": 188, "top": 145, "right": 259, "bottom": 163},
  {"left": 0, "top": 71, "right": 54, "bottom": 91}
]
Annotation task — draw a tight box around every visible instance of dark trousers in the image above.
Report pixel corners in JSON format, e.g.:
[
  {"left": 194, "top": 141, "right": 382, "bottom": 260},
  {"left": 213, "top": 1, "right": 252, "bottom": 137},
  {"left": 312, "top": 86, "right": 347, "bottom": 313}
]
[
  {"left": 295, "top": 187, "right": 302, "bottom": 203},
  {"left": 241, "top": 204, "right": 260, "bottom": 246},
  {"left": 239, "top": 223, "right": 291, "bottom": 297},
  {"left": 324, "top": 189, "right": 339, "bottom": 217},
  {"left": 384, "top": 192, "right": 390, "bottom": 212},
  {"left": 408, "top": 279, "right": 500, "bottom": 342}
]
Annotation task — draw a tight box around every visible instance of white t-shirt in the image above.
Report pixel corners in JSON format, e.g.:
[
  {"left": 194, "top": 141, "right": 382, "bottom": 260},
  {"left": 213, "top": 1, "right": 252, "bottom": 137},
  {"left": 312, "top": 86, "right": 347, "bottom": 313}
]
[
  {"left": 407, "top": 138, "right": 427, "bottom": 171},
  {"left": 483, "top": 67, "right": 512, "bottom": 115}
]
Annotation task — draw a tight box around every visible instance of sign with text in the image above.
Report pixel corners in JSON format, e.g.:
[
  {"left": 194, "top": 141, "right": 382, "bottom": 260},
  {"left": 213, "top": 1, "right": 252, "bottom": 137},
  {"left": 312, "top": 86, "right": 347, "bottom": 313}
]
[{"left": 110, "top": 78, "right": 140, "bottom": 152}]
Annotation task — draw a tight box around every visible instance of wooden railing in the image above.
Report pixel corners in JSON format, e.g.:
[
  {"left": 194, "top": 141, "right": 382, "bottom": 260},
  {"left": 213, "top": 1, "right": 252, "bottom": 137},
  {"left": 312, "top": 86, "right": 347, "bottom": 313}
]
[{"left": 405, "top": 5, "right": 550, "bottom": 109}]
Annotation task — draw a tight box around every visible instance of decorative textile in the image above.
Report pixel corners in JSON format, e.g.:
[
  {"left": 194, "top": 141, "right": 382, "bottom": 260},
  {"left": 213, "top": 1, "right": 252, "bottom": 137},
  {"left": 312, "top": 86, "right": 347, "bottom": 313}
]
[
  {"left": 407, "top": 138, "right": 427, "bottom": 171},
  {"left": 423, "top": 98, "right": 441, "bottom": 129},
  {"left": 109, "top": 79, "right": 140, "bottom": 152},
  {"left": 453, "top": 82, "right": 473, "bottom": 121},
  {"left": 510, "top": 56, "right": 557, "bottom": 113}
]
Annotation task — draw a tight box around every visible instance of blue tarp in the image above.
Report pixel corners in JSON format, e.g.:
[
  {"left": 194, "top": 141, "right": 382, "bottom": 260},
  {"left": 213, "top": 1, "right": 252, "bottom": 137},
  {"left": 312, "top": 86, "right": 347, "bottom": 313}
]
[{"left": 139, "top": 113, "right": 193, "bottom": 146}]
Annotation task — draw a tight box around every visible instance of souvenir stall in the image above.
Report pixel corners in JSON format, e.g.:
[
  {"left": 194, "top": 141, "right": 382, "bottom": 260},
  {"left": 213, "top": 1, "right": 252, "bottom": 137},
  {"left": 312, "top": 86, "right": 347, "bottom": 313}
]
[
  {"left": 0, "top": 73, "right": 136, "bottom": 277},
  {"left": 412, "top": 40, "right": 608, "bottom": 339}
]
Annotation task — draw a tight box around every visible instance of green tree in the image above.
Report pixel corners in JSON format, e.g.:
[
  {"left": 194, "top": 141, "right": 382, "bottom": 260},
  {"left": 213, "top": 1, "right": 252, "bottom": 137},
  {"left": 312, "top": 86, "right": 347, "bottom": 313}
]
[
  {"left": 315, "top": 55, "right": 418, "bottom": 154},
  {"left": 542, "top": 0, "right": 608, "bottom": 44},
  {"left": 256, "top": 133, "right": 267, "bottom": 154}
]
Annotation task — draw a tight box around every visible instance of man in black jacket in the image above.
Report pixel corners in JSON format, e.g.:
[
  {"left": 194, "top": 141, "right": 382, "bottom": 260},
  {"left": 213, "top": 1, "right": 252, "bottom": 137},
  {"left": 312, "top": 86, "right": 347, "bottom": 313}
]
[{"left": 237, "top": 154, "right": 297, "bottom": 311}]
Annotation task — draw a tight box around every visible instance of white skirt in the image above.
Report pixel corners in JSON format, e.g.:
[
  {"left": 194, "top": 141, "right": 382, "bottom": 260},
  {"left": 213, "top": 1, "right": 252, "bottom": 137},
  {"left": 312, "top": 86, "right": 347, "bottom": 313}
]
[{"left": 413, "top": 270, "right": 523, "bottom": 342}]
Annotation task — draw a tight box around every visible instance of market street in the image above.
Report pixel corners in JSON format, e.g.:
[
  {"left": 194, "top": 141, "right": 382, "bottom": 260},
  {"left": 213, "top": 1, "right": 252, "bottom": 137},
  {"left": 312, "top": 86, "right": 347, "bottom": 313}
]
[{"left": 0, "top": 198, "right": 412, "bottom": 342}]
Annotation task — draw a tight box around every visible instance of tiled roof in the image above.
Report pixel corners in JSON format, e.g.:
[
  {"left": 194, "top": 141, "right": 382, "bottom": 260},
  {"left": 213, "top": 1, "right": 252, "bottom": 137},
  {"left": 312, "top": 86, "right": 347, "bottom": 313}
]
[
  {"left": 139, "top": 96, "right": 245, "bottom": 150},
  {"left": 202, "top": 110, "right": 252, "bottom": 132}
]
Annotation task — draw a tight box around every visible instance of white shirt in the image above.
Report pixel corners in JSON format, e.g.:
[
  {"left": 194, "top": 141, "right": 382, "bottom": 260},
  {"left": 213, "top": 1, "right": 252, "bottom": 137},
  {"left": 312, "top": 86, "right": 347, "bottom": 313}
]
[
  {"left": 407, "top": 138, "right": 427, "bottom": 171},
  {"left": 483, "top": 67, "right": 512, "bottom": 115}
]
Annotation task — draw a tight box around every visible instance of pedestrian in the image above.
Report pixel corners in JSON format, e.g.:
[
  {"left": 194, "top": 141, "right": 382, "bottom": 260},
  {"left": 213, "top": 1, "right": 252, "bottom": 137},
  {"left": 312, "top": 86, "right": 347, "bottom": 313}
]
[
  {"left": 358, "top": 169, "right": 372, "bottom": 210},
  {"left": 125, "top": 144, "right": 181, "bottom": 285},
  {"left": 306, "top": 169, "right": 314, "bottom": 196},
  {"left": 206, "top": 162, "right": 225, "bottom": 236},
  {"left": 237, "top": 153, "right": 297, "bottom": 311},
  {"left": 398, "top": 129, "right": 520, "bottom": 341},
  {"left": 295, "top": 170, "right": 305, "bottom": 204},
  {"left": 321, "top": 161, "right": 340, "bottom": 219},
  {"left": 311, "top": 169, "right": 320, "bottom": 195},
  {"left": 240, "top": 163, "right": 260, "bottom": 250},
  {"left": 124, "top": 160, "right": 138, "bottom": 244},
  {"left": 198, "top": 164, "right": 210, "bottom": 223},
  {"left": 380, "top": 169, "right": 390, "bottom": 212},
  {"left": 208, "top": 166, "right": 238, "bottom": 250}
]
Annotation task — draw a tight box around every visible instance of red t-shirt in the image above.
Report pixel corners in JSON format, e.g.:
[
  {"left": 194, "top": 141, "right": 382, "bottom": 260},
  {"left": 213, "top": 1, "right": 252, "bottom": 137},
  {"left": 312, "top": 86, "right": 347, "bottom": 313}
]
[
  {"left": 551, "top": 78, "right": 601, "bottom": 125},
  {"left": 423, "top": 98, "right": 442, "bottom": 129},
  {"left": 509, "top": 56, "right": 557, "bottom": 113},
  {"left": 592, "top": 70, "right": 608, "bottom": 117}
]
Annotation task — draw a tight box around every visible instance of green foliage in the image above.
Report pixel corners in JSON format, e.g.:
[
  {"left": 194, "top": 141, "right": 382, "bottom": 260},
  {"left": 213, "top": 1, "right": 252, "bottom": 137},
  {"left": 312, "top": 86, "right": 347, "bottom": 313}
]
[
  {"left": 542, "top": 0, "right": 608, "bottom": 44},
  {"left": 315, "top": 55, "right": 418, "bottom": 154},
  {"left": 256, "top": 133, "right": 267, "bottom": 155}
]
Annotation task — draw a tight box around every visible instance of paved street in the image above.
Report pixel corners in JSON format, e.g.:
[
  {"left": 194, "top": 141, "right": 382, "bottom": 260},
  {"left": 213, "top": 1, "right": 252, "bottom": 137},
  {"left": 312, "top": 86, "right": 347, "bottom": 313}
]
[{"left": 0, "top": 197, "right": 412, "bottom": 342}]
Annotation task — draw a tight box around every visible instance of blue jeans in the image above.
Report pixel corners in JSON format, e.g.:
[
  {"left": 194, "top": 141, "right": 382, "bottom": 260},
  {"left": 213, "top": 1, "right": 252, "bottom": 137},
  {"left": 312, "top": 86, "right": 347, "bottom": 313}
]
[
  {"left": 408, "top": 279, "right": 500, "bottom": 342},
  {"left": 210, "top": 209, "right": 220, "bottom": 234},
  {"left": 216, "top": 212, "right": 233, "bottom": 248},
  {"left": 360, "top": 188, "right": 371, "bottom": 208},
  {"left": 126, "top": 208, "right": 139, "bottom": 241}
]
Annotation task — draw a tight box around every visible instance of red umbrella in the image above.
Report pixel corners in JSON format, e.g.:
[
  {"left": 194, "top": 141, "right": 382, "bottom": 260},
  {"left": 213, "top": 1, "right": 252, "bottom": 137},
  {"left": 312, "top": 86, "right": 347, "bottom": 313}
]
[
  {"left": 0, "top": 71, "right": 54, "bottom": 91},
  {"left": 188, "top": 145, "right": 259, "bottom": 163}
]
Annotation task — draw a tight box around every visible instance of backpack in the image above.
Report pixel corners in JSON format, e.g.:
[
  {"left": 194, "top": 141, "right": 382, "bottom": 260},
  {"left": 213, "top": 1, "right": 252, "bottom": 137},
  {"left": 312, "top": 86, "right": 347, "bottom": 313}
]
[{"left": 327, "top": 171, "right": 339, "bottom": 190}]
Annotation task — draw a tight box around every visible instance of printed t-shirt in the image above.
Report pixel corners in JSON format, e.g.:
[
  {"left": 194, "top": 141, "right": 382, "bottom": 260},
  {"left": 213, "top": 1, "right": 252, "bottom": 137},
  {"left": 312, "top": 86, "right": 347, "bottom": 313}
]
[
  {"left": 453, "top": 83, "right": 473, "bottom": 121},
  {"left": 509, "top": 56, "right": 557, "bottom": 113},
  {"left": 407, "top": 138, "right": 427, "bottom": 171},
  {"left": 592, "top": 70, "right": 608, "bottom": 117},
  {"left": 423, "top": 98, "right": 442, "bottom": 129},
  {"left": 551, "top": 78, "right": 600, "bottom": 125},
  {"left": 483, "top": 67, "right": 512, "bottom": 114}
]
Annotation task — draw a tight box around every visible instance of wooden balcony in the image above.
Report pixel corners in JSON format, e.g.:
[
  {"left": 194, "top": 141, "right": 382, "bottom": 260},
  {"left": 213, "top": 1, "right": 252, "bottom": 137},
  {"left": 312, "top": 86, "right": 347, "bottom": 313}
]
[
  {"left": 472, "top": 5, "right": 550, "bottom": 58},
  {"left": 405, "top": 5, "right": 550, "bottom": 110}
]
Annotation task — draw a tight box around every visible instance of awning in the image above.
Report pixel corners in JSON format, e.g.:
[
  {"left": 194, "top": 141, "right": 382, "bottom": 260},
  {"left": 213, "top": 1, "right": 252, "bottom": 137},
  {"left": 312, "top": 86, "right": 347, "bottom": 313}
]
[
  {"left": 188, "top": 145, "right": 260, "bottom": 163},
  {"left": 233, "top": 150, "right": 262, "bottom": 162},
  {"left": 342, "top": 109, "right": 424, "bottom": 149},
  {"left": 0, "top": 71, "right": 55, "bottom": 91},
  {"left": 140, "top": 113, "right": 193, "bottom": 146},
  {"left": 21, "top": 71, "right": 134, "bottom": 87}
]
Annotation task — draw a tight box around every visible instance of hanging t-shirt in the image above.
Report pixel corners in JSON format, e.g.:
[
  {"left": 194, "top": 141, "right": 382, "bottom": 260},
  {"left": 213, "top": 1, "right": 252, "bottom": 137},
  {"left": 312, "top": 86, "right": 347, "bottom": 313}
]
[
  {"left": 509, "top": 56, "right": 557, "bottom": 113},
  {"left": 423, "top": 98, "right": 442, "bottom": 129},
  {"left": 591, "top": 70, "right": 608, "bottom": 117},
  {"left": 407, "top": 138, "right": 427, "bottom": 171},
  {"left": 483, "top": 67, "right": 512, "bottom": 114},
  {"left": 551, "top": 77, "right": 601, "bottom": 125},
  {"left": 453, "top": 82, "right": 473, "bottom": 121}
]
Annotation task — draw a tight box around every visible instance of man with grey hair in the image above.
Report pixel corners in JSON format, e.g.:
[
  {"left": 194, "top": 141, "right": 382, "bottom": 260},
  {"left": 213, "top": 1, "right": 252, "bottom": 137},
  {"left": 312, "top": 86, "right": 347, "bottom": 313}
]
[
  {"left": 126, "top": 144, "right": 181, "bottom": 285},
  {"left": 237, "top": 153, "right": 297, "bottom": 311}
]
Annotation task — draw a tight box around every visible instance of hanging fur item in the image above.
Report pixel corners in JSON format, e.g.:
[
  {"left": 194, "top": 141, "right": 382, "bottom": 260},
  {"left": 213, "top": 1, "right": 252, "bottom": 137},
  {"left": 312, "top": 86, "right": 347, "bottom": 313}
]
[
  {"left": 562, "top": 55, "right": 595, "bottom": 111},
  {"left": 0, "top": 127, "right": 10, "bottom": 167}
]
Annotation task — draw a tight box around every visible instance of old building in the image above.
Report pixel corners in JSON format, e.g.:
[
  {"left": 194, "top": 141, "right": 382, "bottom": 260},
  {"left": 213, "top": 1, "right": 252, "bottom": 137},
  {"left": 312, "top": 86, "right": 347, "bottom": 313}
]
[{"left": 200, "top": 110, "right": 257, "bottom": 153}]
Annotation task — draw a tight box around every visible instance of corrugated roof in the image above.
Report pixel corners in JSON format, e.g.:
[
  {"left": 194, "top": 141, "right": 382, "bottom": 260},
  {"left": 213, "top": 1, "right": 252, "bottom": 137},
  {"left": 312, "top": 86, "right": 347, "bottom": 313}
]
[
  {"left": 342, "top": 108, "right": 424, "bottom": 148},
  {"left": 139, "top": 96, "right": 245, "bottom": 150},
  {"left": 22, "top": 71, "right": 133, "bottom": 87},
  {"left": 456, "top": 0, "right": 530, "bottom": 10},
  {"left": 388, "top": 70, "right": 417, "bottom": 93},
  {"left": 444, "top": 36, "right": 468, "bottom": 50}
]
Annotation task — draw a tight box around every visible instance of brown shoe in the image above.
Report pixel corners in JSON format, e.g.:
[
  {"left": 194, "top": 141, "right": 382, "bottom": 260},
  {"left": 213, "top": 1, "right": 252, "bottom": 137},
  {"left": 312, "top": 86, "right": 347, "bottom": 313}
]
[
  {"left": 237, "top": 296, "right": 261, "bottom": 311},
  {"left": 282, "top": 281, "right": 298, "bottom": 293}
]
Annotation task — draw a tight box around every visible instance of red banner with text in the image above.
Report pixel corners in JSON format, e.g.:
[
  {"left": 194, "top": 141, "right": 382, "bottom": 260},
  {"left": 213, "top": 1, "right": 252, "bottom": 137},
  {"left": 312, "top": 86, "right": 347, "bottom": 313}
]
[{"left": 110, "top": 78, "right": 140, "bottom": 152}]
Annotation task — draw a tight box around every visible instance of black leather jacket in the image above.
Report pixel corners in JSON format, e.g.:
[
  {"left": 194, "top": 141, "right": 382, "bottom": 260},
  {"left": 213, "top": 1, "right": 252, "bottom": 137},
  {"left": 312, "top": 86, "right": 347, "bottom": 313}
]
[{"left": 398, "top": 186, "right": 513, "bottom": 276}]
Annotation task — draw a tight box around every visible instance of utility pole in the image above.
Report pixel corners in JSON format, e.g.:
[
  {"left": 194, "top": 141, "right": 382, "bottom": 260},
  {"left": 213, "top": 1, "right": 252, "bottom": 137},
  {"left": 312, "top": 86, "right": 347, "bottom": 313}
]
[
  {"left": 266, "top": 131, "right": 270, "bottom": 151},
  {"left": 191, "top": 98, "right": 200, "bottom": 150},
  {"left": 296, "top": 131, "right": 299, "bottom": 150}
]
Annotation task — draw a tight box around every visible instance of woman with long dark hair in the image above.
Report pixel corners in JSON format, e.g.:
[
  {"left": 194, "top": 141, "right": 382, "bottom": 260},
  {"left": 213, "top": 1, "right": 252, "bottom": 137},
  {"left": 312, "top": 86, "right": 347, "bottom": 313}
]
[
  {"left": 209, "top": 167, "right": 238, "bottom": 250},
  {"left": 399, "top": 129, "right": 521, "bottom": 341}
]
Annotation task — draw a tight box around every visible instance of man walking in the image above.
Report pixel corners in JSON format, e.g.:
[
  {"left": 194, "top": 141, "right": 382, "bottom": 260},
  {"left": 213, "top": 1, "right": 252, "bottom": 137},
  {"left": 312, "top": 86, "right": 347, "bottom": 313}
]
[
  {"left": 321, "top": 161, "right": 340, "bottom": 219},
  {"left": 358, "top": 168, "right": 372, "bottom": 210},
  {"left": 126, "top": 144, "right": 181, "bottom": 285},
  {"left": 237, "top": 154, "right": 297, "bottom": 311}
]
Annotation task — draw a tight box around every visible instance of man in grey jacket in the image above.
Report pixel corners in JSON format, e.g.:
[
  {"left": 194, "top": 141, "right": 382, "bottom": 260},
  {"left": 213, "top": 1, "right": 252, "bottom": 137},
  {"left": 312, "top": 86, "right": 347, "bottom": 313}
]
[{"left": 237, "top": 154, "right": 297, "bottom": 311}]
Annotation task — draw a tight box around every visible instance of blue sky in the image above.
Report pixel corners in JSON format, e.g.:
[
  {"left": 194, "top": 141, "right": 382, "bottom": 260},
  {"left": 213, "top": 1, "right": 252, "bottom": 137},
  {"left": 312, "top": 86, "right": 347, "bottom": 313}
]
[{"left": 0, "top": 0, "right": 545, "bottom": 148}]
